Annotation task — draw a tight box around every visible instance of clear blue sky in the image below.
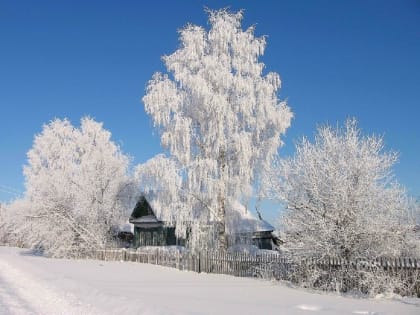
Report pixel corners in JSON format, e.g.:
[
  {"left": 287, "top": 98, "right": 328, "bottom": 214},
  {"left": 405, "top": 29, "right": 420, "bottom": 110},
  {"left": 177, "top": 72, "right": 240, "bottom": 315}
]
[{"left": 1, "top": 1, "right": 419, "bottom": 221}]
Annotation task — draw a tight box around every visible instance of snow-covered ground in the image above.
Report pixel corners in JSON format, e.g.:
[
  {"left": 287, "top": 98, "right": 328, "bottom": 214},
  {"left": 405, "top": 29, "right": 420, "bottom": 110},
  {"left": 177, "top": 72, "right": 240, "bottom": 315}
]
[{"left": 0, "top": 246, "right": 419, "bottom": 315}]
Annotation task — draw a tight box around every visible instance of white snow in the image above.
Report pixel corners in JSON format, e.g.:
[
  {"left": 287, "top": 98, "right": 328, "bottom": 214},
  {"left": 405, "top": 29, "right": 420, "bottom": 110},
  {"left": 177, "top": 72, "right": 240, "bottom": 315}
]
[
  {"left": 0, "top": 246, "right": 419, "bottom": 315},
  {"left": 119, "top": 222, "right": 134, "bottom": 233},
  {"left": 296, "top": 304, "right": 322, "bottom": 311}
]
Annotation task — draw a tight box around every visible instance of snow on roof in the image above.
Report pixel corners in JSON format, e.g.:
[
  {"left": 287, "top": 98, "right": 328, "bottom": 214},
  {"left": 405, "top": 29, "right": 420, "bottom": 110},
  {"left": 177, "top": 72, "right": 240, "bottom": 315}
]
[
  {"left": 119, "top": 223, "right": 134, "bottom": 234},
  {"left": 129, "top": 215, "right": 161, "bottom": 224},
  {"left": 226, "top": 200, "right": 274, "bottom": 234},
  {"left": 132, "top": 197, "right": 274, "bottom": 233}
]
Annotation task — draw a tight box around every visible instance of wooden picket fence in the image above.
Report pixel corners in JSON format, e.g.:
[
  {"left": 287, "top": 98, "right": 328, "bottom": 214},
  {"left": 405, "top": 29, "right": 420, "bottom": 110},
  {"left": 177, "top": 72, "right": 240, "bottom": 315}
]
[
  {"left": 79, "top": 248, "right": 420, "bottom": 296},
  {"left": 90, "top": 248, "right": 420, "bottom": 278}
]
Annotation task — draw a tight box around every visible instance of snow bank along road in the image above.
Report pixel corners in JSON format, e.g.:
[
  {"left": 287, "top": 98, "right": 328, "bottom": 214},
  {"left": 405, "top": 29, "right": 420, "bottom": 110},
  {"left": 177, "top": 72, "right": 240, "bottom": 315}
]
[{"left": 0, "top": 246, "right": 419, "bottom": 315}]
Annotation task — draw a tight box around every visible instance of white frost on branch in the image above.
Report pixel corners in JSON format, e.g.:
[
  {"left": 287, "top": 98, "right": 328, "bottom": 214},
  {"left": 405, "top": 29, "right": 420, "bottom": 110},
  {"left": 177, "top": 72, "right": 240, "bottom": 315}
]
[
  {"left": 274, "top": 118, "right": 419, "bottom": 260},
  {"left": 142, "top": 9, "right": 292, "bottom": 249},
  {"left": 22, "top": 117, "right": 136, "bottom": 257}
]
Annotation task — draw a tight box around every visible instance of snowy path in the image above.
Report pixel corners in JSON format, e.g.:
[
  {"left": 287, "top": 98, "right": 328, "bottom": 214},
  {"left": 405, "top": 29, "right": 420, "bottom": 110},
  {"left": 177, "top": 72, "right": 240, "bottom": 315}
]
[
  {"left": 0, "top": 246, "right": 419, "bottom": 315},
  {"left": 0, "top": 256, "right": 99, "bottom": 314}
]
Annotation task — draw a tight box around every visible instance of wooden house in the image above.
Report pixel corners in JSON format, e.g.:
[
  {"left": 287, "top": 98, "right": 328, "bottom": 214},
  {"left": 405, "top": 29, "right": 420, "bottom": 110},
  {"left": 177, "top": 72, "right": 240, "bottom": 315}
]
[
  {"left": 225, "top": 206, "right": 275, "bottom": 250},
  {"left": 129, "top": 196, "right": 185, "bottom": 247},
  {"left": 129, "top": 196, "right": 275, "bottom": 250}
]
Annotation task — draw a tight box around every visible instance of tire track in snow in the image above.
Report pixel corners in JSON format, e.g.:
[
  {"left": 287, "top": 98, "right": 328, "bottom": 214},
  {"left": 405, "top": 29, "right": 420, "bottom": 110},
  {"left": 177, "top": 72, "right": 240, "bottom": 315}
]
[
  {"left": 0, "top": 259, "right": 100, "bottom": 315},
  {"left": 0, "top": 273, "right": 36, "bottom": 314}
]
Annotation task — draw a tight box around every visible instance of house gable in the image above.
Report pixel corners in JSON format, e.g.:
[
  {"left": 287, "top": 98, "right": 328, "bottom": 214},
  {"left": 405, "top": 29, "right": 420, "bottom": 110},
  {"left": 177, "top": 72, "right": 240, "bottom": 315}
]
[
  {"left": 129, "top": 196, "right": 183, "bottom": 247},
  {"left": 131, "top": 196, "right": 155, "bottom": 218}
]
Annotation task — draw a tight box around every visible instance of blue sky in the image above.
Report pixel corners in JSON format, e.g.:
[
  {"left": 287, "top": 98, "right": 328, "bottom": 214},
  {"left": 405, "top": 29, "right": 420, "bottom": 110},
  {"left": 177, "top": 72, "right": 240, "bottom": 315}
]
[{"left": 1, "top": 1, "right": 419, "bottom": 221}]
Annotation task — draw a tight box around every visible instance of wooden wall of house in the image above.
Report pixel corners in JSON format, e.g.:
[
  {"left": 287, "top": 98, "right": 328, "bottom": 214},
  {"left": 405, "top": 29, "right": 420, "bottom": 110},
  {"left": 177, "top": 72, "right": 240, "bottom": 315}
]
[
  {"left": 133, "top": 227, "right": 185, "bottom": 247},
  {"left": 253, "top": 237, "right": 272, "bottom": 250},
  {"left": 227, "top": 232, "right": 273, "bottom": 250}
]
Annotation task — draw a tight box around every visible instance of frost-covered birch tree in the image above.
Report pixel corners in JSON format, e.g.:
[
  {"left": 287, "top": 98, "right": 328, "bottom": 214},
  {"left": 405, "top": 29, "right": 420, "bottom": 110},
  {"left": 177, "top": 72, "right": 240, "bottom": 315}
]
[
  {"left": 23, "top": 117, "right": 135, "bottom": 257},
  {"left": 142, "top": 9, "right": 292, "bottom": 249},
  {"left": 275, "top": 119, "right": 419, "bottom": 260}
]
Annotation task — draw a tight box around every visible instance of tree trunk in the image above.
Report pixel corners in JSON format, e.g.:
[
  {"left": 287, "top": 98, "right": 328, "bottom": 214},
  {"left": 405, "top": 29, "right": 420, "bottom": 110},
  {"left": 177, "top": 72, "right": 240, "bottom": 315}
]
[
  {"left": 217, "top": 149, "right": 228, "bottom": 251},
  {"left": 217, "top": 195, "right": 227, "bottom": 251}
]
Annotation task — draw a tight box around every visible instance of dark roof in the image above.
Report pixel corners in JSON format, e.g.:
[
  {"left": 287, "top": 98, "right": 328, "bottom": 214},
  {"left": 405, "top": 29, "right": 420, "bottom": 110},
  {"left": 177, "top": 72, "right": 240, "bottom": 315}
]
[
  {"left": 129, "top": 196, "right": 164, "bottom": 228},
  {"left": 131, "top": 196, "right": 154, "bottom": 218}
]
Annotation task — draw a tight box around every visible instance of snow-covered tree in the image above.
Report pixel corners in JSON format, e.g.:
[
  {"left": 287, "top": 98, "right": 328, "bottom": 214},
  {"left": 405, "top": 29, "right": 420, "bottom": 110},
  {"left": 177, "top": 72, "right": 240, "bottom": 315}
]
[
  {"left": 273, "top": 118, "right": 419, "bottom": 294},
  {"left": 0, "top": 203, "right": 10, "bottom": 244},
  {"left": 271, "top": 119, "right": 420, "bottom": 294},
  {"left": 0, "top": 199, "right": 31, "bottom": 247},
  {"left": 23, "top": 117, "right": 135, "bottom": 257},
  {"left": 142, "top": 9, "right": 292, "bottom": 249}
]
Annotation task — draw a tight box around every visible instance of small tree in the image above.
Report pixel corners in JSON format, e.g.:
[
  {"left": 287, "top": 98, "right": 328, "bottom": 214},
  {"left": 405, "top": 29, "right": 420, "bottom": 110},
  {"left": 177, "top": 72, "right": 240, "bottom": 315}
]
[
  {"left": 273, "top": 118, "right": 419, "bottom": 294},
  {"left": 23, "top": 117, "right": 135, "bottom": 257},
  {"left": 142, "top": 9, "right": 292, "bottom": 249}
]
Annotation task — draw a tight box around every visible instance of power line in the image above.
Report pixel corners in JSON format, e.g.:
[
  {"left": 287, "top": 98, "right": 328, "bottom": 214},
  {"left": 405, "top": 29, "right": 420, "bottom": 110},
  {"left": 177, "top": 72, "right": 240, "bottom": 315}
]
[{"left": 0, "top": 185, "right": 22, "bottom": 197}]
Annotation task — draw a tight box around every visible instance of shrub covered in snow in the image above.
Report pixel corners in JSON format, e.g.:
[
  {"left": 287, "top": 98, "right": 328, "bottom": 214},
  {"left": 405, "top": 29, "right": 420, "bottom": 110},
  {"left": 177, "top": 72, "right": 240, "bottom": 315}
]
[{"left": 271, "top": 119, "right": 420, "bottom": 295}]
